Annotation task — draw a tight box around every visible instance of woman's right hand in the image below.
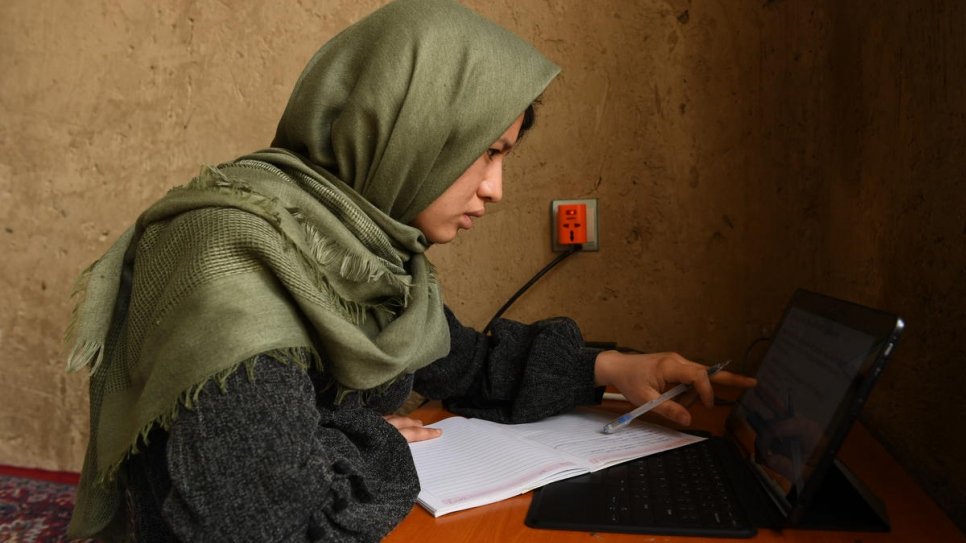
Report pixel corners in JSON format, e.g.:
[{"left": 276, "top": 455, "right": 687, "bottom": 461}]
[{"left": 594, "top": 350, "right": 757, "bottom": 426}]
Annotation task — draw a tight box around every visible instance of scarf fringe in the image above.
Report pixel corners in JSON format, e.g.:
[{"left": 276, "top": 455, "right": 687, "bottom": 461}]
[
  {"left": 299, "top": 220, "right": 412, "bottom": 306},
  {"left": 178, "top": 166, "right": 412, "bottom": 325},
  {"left": 64, "top": 263, "right": 102, "bottom": 374},
  {"left": 93, "top": 347, "right": 324, "bottom": 489},
  {"left": 67, "top": 341, "right": 105, "bottom": 374},
  {"left": 178, "top": 165, "right": 284, "bottom": 225}
]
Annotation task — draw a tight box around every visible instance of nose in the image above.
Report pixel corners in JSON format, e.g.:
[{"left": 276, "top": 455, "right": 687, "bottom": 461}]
[{"left": 478, "top": 161, "right": 503, "bottom": 202}]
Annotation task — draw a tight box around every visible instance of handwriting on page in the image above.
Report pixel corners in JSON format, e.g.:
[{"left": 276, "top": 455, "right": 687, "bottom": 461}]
[{"left": 508, "top": 409, "right": 703, "bottom": 467}]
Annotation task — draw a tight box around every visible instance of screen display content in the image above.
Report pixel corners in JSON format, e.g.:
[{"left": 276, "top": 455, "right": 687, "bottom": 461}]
[{"left": 730, "top": 307, "right": 878, "bottom": 509}]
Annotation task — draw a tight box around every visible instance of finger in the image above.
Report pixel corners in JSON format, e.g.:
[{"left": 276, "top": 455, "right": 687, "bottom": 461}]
[
  {"left": 383, "top": 415, "right": 425, "bottom": 430},
  {"left": 398, "top": 426, "right": 442, "bottom": 443},
  {"left": 677, "top": 389, "right": 699, "bottom": 408},
  {"left": 710, "top": 371, "right": 757, "bottom": 388},
  {"left": 655, "top": 355, "right": 717, "bottom": 408},
  {"left": 682, "top": 365, "right": 716, "bottom": 408},
  {"left": 651, "top": 400, "right": 692, "bottom": 426}
]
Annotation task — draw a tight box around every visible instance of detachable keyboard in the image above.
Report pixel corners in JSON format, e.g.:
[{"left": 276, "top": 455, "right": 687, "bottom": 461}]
[
  {"left": 599, "top": 440, "right": 749, "bottom": 530},
  {"left": 526, "top": 439, "right": 758, "bottom": 538}
]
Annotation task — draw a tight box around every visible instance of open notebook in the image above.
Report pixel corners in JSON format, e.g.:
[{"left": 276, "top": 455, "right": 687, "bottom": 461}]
[{"left": 408, "top": 408, "right": 703, "bottom": 516}]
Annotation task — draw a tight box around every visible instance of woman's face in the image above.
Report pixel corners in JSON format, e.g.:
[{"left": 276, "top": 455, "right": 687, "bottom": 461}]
[{"left": 410, "top": 114, "right": 525, "bottom": 244}]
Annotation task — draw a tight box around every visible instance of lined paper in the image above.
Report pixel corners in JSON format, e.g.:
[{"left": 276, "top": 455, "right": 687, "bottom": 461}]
[{"left": 409, "top": 408, "right": 703, "bottom": 516}]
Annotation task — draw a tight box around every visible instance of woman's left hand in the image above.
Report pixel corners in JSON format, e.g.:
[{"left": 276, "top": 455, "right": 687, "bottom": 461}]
[
  {"left": 593, "top": 350, "right": 757, "bottom": 426},
  {"left": 383, "top": 414, "right": 442, "bottom": 443}
]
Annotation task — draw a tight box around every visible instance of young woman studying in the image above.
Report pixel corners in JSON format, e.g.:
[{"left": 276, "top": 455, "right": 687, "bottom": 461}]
[{"left": 65, "top": 0, "right": 754, "bottom": 540}]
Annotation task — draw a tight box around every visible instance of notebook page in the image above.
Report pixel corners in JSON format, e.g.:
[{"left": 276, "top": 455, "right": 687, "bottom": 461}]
[
  {"left": 504, "top": 408, "right": 704, "bottom": 469},
  {"left": 409, "top": 417, "right": 586, "bottom": 516}
]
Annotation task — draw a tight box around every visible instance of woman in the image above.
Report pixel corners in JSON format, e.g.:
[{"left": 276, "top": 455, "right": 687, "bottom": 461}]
[{"left": 66, "top": 0, "right": 753, "bottom": 540}]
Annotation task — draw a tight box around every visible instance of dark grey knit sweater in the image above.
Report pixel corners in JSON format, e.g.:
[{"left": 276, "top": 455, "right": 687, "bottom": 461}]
[{"left": 120, "top": 307, "right": 602, "bottom": 542}]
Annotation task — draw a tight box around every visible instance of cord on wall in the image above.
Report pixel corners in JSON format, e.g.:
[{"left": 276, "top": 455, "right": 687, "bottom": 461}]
[{"left": 482, "top": 245, "right": 581, "bottom": 336}]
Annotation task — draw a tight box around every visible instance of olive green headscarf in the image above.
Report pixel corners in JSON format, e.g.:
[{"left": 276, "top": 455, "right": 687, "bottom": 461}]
[{"left": 66, "top": 0, "right": 558, "bottom": 538}]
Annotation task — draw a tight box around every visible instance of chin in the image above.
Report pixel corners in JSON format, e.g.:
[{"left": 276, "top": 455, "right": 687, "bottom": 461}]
[
  {"left": 431, "top": 234, "right": 458, "bottom": 244},
  {"left": 428, "top": 228, "right": 460, "bottom": 244}
]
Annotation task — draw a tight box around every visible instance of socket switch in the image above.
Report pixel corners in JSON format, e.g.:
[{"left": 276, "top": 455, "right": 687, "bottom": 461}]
[{"left": 550, "top": 198, "right": 599, "bottom": 252}]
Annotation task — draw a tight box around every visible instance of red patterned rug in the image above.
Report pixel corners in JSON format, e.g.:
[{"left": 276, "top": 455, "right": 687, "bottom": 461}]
[{"left": 0, "top": 465, "right": 92, "bottom": 542}]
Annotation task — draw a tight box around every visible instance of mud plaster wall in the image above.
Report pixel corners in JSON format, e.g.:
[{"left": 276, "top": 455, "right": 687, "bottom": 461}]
[{"left": 1, "top": 0, "right": 963, "bottom": 531}]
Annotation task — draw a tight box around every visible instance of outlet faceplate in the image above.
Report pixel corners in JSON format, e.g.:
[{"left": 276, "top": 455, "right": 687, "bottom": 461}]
[{"left": 550, "top": 198, "right": 598, "bottom": 252}]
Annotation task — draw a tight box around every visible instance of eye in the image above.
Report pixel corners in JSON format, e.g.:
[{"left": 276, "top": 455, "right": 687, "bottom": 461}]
[{"left": 486, "top": 148, "right": 501, "bottom": 160}]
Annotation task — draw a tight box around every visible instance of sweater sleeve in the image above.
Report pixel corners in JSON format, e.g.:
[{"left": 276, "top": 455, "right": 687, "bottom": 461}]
[
  {"left": 412, "top": 306, "right": 604, "bottom": 423},
  {"left": 150, "top": 356, "right": 418, "bottom": 543}
]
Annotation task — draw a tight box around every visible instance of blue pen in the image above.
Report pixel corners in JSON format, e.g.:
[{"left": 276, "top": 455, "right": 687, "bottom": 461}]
[{"left": 601, "top": 360, "right": 731, "bottom": 434}]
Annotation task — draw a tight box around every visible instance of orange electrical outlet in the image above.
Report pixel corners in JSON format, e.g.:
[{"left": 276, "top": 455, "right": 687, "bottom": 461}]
[{"left": 556, "top": 203, "right": 588, "bottom": 245}]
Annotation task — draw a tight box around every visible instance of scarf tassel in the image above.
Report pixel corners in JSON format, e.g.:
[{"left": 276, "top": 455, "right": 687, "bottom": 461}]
[
  {"left": 300, "top": 221, "right": 413, "bottom": 308},
  {"left": 66, "top": 341, "right": 105, "bottom": 374},
  {"left": 187, "top": 169, "right": 413, "bottom": 323},
  {"left": 64, "top": 263, "right": 107, "bottom": 375}
]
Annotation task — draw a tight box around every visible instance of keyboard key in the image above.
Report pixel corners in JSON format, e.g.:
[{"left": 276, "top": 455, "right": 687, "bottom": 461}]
[{"left": 596, "top": 441, "right": 752, "bottom": 533}]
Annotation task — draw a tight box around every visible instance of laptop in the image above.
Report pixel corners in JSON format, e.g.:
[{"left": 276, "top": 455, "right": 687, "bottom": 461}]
[{"left": 525, "top": 289, "right": 904, "bottom": 538}]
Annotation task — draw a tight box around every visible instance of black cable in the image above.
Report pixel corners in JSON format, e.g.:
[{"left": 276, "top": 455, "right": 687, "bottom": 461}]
[
  {"left": 482, "top": 244, "right": 581, "bottom": 335},
  {"left": 742, "top": 335, "right": 772, "bottom": 371}
]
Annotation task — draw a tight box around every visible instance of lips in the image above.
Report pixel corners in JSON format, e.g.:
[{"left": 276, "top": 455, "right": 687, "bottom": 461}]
[{"left": 460, "top": 210, "right": 485, "bottom": 230}]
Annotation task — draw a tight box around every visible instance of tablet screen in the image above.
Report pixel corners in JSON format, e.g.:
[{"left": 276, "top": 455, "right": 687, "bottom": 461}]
[{"left": 727, "top": 291, "right": 901, "bottom": 514}]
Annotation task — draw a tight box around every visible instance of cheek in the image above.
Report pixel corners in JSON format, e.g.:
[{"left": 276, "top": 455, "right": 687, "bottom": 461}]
[
  {"left": 410, "top": 191, "right": 461, "bottom": 235},
  {"left": 413, "top": 159, "right": 486, "bottom": 227},
  {"left": 449, "top": 167, "right": 486, "bottom": 201}
]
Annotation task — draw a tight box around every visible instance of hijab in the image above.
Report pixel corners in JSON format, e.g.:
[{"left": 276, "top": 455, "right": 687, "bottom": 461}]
[{"left": 66, "top": 0, "right": 559, "bottom": 537}]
